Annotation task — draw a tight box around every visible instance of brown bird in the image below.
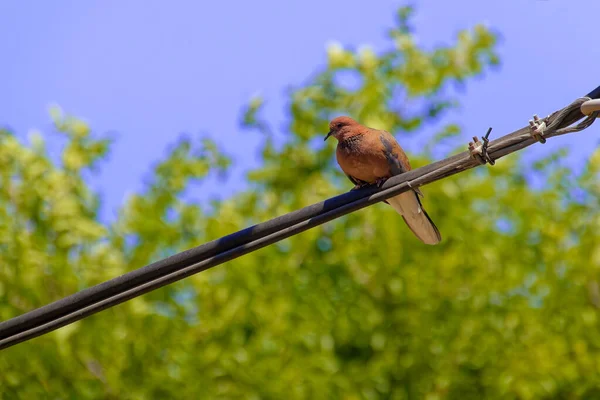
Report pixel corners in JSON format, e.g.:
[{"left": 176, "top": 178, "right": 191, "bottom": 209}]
[{"left": 325, "top": 116, "right": 441, "bottom": 245}]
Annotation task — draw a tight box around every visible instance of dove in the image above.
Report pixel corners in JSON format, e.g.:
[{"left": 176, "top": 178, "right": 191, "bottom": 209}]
[{"left": 325, "top": 116, "right": 441, "bottom": 245}]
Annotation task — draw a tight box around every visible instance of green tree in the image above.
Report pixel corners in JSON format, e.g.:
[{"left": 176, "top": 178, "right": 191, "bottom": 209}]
[{"left": 2, "top": 6, "right": 600, "bottom": 399}]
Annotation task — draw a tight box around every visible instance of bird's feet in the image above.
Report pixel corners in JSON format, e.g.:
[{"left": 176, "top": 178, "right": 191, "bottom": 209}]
[
  {"left": 350, "top": 182, "right": 370, "bottom": 191},
  {"left": 374, "top": 177, "right": 389, "bottom": 188},
  {"left": 350, "top": 177, "right": 390, "bottom": 191}
]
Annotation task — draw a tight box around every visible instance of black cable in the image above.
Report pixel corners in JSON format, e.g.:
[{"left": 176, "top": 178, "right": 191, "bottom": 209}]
[
  {"left": 588, "top": 85, "right": 600, "bottom": 100},
  {"left": 0, "top": 86, "right": 598, "bottom": 350}
]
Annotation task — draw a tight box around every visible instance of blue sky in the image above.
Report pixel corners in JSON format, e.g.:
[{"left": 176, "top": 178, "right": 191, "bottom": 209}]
[{"left": 1, "top": 1, "right": 599, "bottom": 221}]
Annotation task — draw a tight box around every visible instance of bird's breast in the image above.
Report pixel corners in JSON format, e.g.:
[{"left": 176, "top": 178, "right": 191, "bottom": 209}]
[{"left": 336, "top": 142, "right": 391, "bottom": 183}]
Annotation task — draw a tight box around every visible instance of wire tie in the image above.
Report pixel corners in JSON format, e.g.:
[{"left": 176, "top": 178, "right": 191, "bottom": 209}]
[{"left": 468, "top": 127, "right": 495, "bottom": 165}]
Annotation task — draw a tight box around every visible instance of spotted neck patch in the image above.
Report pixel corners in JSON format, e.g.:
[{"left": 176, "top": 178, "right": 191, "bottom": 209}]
[{"left": 339, "top": 134, "right": 363, "bottom": 151}]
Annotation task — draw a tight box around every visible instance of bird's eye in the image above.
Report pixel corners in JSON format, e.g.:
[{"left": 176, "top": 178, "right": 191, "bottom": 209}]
[{"left": 337, "top": 123, "right": 342, "bottom": 127}]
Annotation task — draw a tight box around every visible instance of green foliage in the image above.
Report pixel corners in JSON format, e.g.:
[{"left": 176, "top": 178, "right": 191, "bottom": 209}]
[{"left": 2, "top": 5, "right": 599, "bottom": 399}]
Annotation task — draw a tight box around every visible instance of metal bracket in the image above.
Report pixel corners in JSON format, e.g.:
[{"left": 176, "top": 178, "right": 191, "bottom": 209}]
[
  {"left": 581, "top": 99, "right": 600, "bottom": 117},
  {"left": 528, "top": 115, "right": 547, "bottom": 144}
]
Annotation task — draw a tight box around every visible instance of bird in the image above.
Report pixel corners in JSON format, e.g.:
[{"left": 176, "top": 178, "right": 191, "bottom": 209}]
[{"left": 325, "top": 116, "right": 441, "bottom": 245}]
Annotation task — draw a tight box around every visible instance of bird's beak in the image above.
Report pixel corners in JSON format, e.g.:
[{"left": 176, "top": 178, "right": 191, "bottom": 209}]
[{"left": 324, "top": 130, "right": 332, "bottom": 141}]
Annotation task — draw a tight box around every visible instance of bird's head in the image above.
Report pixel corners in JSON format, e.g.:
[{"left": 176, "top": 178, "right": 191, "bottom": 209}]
[{"left": 324, "top": 116, "right": 359, "bottom": 141}]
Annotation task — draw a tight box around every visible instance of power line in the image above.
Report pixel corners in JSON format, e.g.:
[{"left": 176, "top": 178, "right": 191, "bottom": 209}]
[{"left": 1, "top": 87, "right": 599, "bottom": 350}]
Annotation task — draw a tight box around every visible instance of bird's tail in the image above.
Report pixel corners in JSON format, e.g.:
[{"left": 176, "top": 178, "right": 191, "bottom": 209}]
[{"left": 386, "top": 191, "right": 441, "bottom": 245}]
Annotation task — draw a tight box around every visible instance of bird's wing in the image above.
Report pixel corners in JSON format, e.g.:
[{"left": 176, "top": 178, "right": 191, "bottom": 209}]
[
  {"left": 376, "top": 130, "right": 411, "bottom": 174},
  {"left": 375, "top": 129, "right": 440, "bottom": 243},
  {"left": 376, "top": 130, "right": 424, "bottom": 197}
]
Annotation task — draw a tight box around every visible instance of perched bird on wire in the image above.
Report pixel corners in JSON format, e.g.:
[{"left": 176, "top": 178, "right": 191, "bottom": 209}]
[{"left": 325, "top": 116, "right": 441, "bottom": 245}]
